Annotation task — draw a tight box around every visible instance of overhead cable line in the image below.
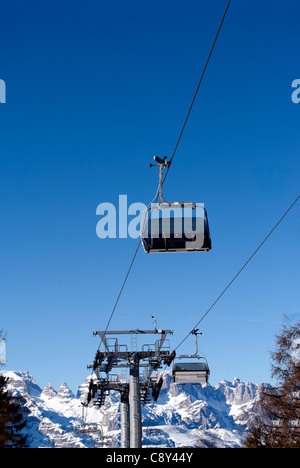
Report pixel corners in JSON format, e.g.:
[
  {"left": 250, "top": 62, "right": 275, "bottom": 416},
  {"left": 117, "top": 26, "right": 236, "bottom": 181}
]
[
  {"left": 100, "top": 0, "right": 232, "bottom": 340},
  {"left": 162, "top": 0, "right": 231, "bottom": 186},
  {"left": 96, "top": 242, "right": 140, "bottom": 351},
  {"left": 174, "top": 193, "right": 300, "bottom": 352}
]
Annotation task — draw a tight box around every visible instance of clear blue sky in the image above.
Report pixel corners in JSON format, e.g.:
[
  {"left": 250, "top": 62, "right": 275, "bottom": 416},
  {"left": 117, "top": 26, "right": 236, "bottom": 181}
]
[{"left": 0, "top": 0, "right": 299, "bottom": 393}]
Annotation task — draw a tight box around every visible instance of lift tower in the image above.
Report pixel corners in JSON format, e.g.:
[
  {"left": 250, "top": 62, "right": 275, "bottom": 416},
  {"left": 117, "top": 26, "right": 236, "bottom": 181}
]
[{"left": 88, "top": 328, "right": 174, "bottom": 448}]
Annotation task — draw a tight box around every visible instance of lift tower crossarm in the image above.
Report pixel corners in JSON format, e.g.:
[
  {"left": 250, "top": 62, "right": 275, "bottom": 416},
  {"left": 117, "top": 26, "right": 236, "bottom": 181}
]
[{"left": 93, "top": 329, "right": 173, "bottom": 354}]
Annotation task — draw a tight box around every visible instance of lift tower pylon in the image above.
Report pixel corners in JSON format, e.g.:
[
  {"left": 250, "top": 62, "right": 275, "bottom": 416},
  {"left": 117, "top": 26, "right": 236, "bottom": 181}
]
[{"left": 88, "top": 328, "right": 174, "bottom": 448}]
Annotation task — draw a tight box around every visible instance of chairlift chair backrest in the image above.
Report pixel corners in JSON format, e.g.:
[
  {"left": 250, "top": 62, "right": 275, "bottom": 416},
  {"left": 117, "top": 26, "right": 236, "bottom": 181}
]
[{"left": 172, "top": 360, "right": 210, "bottom": 384}]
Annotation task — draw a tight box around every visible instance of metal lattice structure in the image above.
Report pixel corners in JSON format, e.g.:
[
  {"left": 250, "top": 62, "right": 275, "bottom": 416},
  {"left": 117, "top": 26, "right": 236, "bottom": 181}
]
[{"left": 87, "top": 328, "right": 175, "bottom": 448}]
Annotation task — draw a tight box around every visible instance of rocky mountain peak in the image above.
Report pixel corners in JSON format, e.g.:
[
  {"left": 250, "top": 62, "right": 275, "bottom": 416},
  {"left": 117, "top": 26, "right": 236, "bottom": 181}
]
[
  {"left": 57, "top": 382, "right": 74, "bottom": 400},
  {"left": 41, "top": 383, "right": 57, "bottom": 398},
  {"left": 0, "top": 370, "right": 265, "bottom": 448}
]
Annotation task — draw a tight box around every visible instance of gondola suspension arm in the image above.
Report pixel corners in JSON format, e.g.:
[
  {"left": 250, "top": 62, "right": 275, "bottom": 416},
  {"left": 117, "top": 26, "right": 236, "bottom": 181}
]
[{"left": 149, "top": 156, "right": 170, "bottom": 204}]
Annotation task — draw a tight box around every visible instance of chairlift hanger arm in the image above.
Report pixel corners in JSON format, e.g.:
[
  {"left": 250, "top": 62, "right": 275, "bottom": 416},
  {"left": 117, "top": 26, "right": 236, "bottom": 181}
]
[{"left": 178, "top": 330, "right": 201, "bottom": 359}]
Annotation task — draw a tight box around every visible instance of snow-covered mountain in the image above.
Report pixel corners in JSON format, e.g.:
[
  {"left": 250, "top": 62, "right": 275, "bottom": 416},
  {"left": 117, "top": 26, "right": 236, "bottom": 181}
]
[{"left": 1, "top": 370, "right": 263, "bottom": 448}]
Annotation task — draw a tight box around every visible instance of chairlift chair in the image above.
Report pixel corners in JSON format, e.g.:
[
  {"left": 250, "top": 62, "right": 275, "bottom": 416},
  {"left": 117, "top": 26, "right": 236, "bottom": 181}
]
[
  {"left": 75, "top": 403, "right": 104, "bottom": 436},
  {"left": 75, "top": 422, "right": 104, "bottom": 435},
  {"left": 172, "top": 330, "right": 210, "bottom": 385},
  {"left": 141, "top": 156, "right": 212, "bottom": 253}
]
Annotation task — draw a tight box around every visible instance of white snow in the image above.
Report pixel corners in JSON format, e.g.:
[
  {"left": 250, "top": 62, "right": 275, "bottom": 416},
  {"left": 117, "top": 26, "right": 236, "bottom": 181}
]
[{"left": 0, "top": 370, "right": 263, "bottom": 448}]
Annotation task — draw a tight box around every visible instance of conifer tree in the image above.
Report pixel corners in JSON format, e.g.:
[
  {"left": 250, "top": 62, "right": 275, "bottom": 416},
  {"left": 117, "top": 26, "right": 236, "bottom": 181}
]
[
  {"left": 0, "top": 375, "right": 28, "bottom": 448},
  {"left": 0, "top": 331, "right": 28, "bottom": 448},
  {"left": 245, "top": 317, "right": 300, "bottom": 448}
]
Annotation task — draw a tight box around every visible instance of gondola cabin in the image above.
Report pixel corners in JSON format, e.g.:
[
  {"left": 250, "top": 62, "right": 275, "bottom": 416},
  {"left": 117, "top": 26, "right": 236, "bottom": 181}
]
[
  {"left": 141, "top": 202, "right": 212, "bottom": 253},
  {"left": 172, "top": 361, "right": 210, "bottom": 385},
  {"left": 141, "top": 156, "right": 212, "bottom": 254}
]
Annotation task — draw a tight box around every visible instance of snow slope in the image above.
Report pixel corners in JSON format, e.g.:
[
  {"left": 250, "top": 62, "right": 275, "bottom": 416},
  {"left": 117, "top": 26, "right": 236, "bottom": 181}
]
[{"left": 1, "top": 370, "right": 262, "bottom": 448}]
